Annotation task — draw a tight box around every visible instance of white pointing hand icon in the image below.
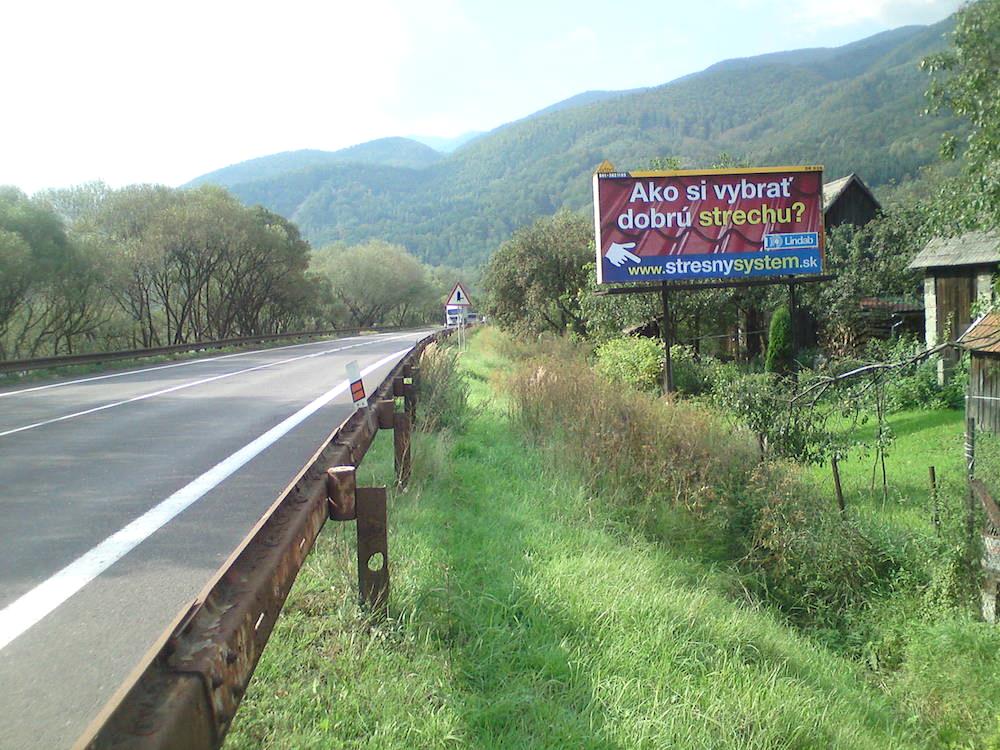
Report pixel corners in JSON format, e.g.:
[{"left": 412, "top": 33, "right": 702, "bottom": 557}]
[{"left": 605, "top": 242, "right": 641, "bottom": 267}]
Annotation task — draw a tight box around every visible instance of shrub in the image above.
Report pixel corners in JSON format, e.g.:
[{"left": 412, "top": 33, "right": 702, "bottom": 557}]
[
  {"left": 669, "top": 345, "right": 713, "bottom": 395},
  {"left": 855, "top": 336, "right": 967, "bottom": 412},
  {"left": 594, "top": 336, "right": 663, "bottom": 393},
  {"left": 740, "top": 463, "right": 898, "bottom": 632},
  {"left": 765, "top": 305, "right": 793, "bottom": 374}
]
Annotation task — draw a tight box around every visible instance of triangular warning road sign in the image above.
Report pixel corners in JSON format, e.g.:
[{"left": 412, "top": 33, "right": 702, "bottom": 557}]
[{"left": 446, "top": 282, "right": 472, "bottom": 307}]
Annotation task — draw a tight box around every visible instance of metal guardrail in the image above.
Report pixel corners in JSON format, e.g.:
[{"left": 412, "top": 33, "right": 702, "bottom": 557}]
[
  {"left": 74, "top": 330, "right": 443, "bottom": 749},
  {"left": 0, "top": 326, "right": 408, "bottom": 374}
]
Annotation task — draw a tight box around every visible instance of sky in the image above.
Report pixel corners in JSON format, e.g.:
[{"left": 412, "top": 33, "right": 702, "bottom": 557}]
[{"left": 1, "top": 0, "right": 961, "bottom": 194}]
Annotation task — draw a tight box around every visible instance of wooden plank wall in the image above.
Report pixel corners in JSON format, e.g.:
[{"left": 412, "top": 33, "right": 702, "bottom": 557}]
[
  {"left": 969, "top": 354, "right": 1000, "bottom": 434},
  {"left": 936, "top": 269, "right": 977, "bottom": 342}
]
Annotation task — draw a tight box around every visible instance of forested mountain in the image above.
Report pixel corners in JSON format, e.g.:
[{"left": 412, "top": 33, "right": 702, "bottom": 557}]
[
  {"left": 185, "top": 137, "right": 444, "bottom": 190},
  {"left": 188, "top": 18, "right": 960, "bottom": 267},
  {"left": 409, "top": 132, "right": 483, "bottom": 153}
]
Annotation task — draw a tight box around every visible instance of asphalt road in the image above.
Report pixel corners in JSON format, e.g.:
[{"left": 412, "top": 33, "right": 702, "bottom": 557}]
[{"left": 0, "top": 329, "right": 433, "bottom": 749}]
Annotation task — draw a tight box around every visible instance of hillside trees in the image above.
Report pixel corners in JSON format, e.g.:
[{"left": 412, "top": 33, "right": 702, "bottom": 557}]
[
  {"left": 0, "top": 188, "right": 111, "bottom": 358},
  {"left": 310, "top": 240, "right": 441, "bottom": 328},
  {"left": 0, "top": 184, "right": 321, "bottom": 358},
  {"left": 922, "top": 0, "right": 1000, "bottom": 229}
]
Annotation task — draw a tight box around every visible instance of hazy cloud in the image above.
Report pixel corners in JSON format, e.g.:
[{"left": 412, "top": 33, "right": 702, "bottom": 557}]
[{"left": 793, "top": 0, "right": 960, "bottom": 27}]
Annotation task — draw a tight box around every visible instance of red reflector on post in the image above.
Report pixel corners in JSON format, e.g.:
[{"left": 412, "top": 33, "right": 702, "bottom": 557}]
[{"left": 345, "top": 360, "right": 368, "bottom": 408}]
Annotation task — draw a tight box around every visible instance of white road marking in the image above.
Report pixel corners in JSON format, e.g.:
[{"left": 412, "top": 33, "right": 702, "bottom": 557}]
[
  {"left": 0, "top": 335, "right": 372, "bottom": 399},
  {"left": 0, "top": 346, "right": 413, "bottom": 652},
  {"left": 0, "top": 334, "right": 417, "bottom": 438}
]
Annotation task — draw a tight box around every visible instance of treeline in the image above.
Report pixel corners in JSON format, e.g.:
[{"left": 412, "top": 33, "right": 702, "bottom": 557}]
[{"left": 0, "top": 183, "right": 461, "bottom": 360}]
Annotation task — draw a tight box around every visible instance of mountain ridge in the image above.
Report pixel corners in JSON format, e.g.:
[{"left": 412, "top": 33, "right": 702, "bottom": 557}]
[{"left": 186, "top": 17, "right": 958, "bottom": 268}]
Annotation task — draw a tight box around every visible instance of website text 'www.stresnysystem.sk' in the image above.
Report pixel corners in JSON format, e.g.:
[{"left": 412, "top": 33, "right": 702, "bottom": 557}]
[{"left": 626, "top": 254, "right": 805, "bottom": 277}]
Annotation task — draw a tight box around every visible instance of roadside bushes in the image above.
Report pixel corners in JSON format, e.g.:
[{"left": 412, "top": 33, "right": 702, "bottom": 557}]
[
  {"left": 417, "top": 340, "right": 470, "bottom": 433},
  {"left": 741, "top": 462, "right": 897, "bottom": 633},
  {"left": 594, "top": 336, "right": 662, "bottom": 392},
  {"left": 594, "top": 336, "right": 713, "bottom": 395}
]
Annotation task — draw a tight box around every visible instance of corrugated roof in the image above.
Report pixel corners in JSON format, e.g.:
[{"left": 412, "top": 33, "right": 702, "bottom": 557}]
[
  {"left": 908, "top": 230, "right": 1000, "bottom": 270},
  {"left": 960, "top": 312, "right": 1000, "bottom": 353},
  {"left": 822, "top": 173, "right": 881, "bottom": 213},
  {"left": 859, "top": 296, "right": 923, "bottom": 312}
]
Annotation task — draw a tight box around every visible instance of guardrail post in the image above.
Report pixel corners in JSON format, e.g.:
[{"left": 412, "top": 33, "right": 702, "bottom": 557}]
[
  {"left": 403, "top": 364, "right": 417, "bottom": 425},
  {"left": 356, "top": 486, "right": 389, "bottom": 620},
  {"left": 394, "top": 412, "right": 412, "bottom": 489},
  {"left": 326, "top": 466, "right": 357, "bottom": 521},
  {"left": 376, "top": 399, "right": 395, "bottom": 430}
]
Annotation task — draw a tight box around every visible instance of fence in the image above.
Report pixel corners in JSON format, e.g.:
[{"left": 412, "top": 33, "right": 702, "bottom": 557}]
[
  {"left": 965, "top": 414, "right": 1000, "bottom": 624},
  {"left": 74, "top": 330, "right": 442, "bottom": 749}
]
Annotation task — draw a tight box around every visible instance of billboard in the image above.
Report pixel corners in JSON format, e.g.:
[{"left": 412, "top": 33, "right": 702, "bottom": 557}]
[{"left": 593, "top": 165, "right": 824, "bottom": 284}]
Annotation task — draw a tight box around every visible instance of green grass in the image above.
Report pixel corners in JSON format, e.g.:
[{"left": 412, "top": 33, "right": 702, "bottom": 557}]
[
  {"left": 225, "top": 332, "right": 931, "bottom": 749},
  {"left": 801, "top": 408, "right": 967, "bottom": 536}
]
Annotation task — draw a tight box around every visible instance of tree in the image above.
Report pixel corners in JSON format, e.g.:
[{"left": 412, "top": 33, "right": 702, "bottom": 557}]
[
  {"left": 0, "top": 187, "right": 98, "bottom": 357},
  {"left": 802, "top": 208, "right": 928, "bottom": 352},
  {"left": 922, "top": 0, "right": 1000, "bottom": 228},
  {"left": 482, "top": 210, "right": 593, "bottom": 335},
  {"left": 311, "top": 240, "right": 433, "bottom": 328},
  {"left": 765, "top": 306, "right": 793, "bottom": 374}
]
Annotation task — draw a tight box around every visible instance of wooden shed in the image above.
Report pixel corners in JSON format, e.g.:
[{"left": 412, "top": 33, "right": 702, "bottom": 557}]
[
  {"left": 823, "top": 173, "right": 881, "bottom": 229},
  {"left": 960, "top": 312, "right": 1000, "bottom": 434},
  {"left": 908, "top": 230, "right": 1000, "bottom": 381}
]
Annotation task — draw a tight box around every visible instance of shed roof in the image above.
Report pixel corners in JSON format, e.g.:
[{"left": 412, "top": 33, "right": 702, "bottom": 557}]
[
  {"left": 908, "top": 230, "right": 1000, "bottom": 270},
  {"left": 960, "top": 312, "right": 1000, "bottom": 353},
  {"left": 822, "top": 173, "right": 881, "bottom": 213}
]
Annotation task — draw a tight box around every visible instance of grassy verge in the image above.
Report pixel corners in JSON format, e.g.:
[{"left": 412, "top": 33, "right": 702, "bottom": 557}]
[{"left": 226, "top": 331, "right": 935, "bottom": 749}]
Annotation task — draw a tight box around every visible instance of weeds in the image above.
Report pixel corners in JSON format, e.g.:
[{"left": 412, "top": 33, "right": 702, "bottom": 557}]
[{"left": 417, "top": 340, "right": 471, "bottom": 434}]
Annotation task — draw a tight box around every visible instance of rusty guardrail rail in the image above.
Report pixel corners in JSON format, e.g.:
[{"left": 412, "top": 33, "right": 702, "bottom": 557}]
[
  {"left": 73, "top": 330, "right": 442, "bottom": 749},
  {"left": 0, "top": 326, "right": 411, "bottom": 374}
]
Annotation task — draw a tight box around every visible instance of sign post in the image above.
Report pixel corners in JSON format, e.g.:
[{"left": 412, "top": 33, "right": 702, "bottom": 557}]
[
  {"left": 446, "top": 282, "right": 472, "bottom": 308},
  {"left": 446, "top": 282, "right": 473, "bottom": 349}
]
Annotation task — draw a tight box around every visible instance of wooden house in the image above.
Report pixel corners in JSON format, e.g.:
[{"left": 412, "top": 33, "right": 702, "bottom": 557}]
[
  {"left": 823, "top": 173, "right": 881, "bottom": 229},
  {"left": 960, "top": 312, "right": 1000, "bottom": 434},
  {"left": 908, "top": 231, "right": 1000, "bottom": 380}
]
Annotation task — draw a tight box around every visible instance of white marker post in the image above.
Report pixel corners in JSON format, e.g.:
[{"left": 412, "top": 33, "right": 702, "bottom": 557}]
[{"left": 346, "top": 360, "right": 367, "bottom": 408}]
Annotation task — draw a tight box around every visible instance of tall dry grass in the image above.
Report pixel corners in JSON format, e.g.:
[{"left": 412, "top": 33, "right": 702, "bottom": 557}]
[
  {"left": 500, "top": 335, "right": 757, "bottom": 513},
  {"left": 495, "top": 331, "right": 903, "bottom": 635}
]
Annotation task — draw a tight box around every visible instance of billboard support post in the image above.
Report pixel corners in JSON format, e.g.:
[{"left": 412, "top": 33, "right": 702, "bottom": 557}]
[{"left": 661, "top": 284, "right": 674, "bottom": 394}]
